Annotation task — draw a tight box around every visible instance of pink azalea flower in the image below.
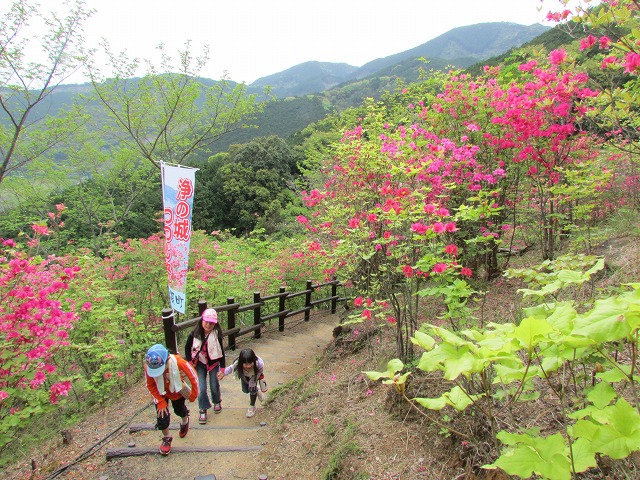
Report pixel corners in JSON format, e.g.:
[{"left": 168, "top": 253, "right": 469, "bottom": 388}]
[
  {"left": 444, "top": 222, "right": 457, "bottom": 232},
  {"left": 423, "top": 204, "right": 436, "bottom": 214},
  {"left": 432, "top": 222, "right": 445, "bottom": 233},
  {"left": 432, "top": 263, "right": 448, "bottom": 274},
  {"left": 624, "top": 53, "right": 640, "bottom": 73},
  {"left": 444, "top": 244, "right": 459, "bottom": 256},
  {"left": 549, "top": 49, "right": 568, "bottom": 65},
  {"left": 461, "top": 267, "right": 473, "bottom": 278},
  {"left": 411, "top": 222, "right": 429, "bottom": 234},
  {"left": 353, "top": 297, "right": 364, "bottom": 307},
  {"left": 402, "top": 265, "right": 414, "bottom": 277},
  {"left": 580, "top": 35, "right": 597, "bottom": 51},
  {"left": 599, "top": 36, "right": 611, "bottom": 49}
]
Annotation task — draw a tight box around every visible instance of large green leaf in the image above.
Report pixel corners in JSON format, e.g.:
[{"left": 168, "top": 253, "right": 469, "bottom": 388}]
[
  {"left": 363, "top": 358, "right": 404, "bottom": 381},
  {"left": 488, "top": 432, "right": 571, "bottom": 480},
  {"left": 572, "top": 297, "right": 631, "bottom": 342},
  {"left": 572, "top": 399, "right": 640, "bottom": 459},
  {"left": 411, "top": 330, "right": 436, "bottom": 351},
  {"left": 414, "top": 385, "right": 483, "bottom": 411},
  {"left": 514, "top": 316, "right": 554, "bottom": 350}
]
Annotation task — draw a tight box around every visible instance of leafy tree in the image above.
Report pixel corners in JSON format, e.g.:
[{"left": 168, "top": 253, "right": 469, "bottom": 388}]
[
  {"left": 0, "top": 0, "right": 93, "bottom": 186},
  {"left": 89, "top": 41, "right": 269, "bottom": 169},
  {"left": 195, "top": 136, "right": 302, "bottom": 235}
]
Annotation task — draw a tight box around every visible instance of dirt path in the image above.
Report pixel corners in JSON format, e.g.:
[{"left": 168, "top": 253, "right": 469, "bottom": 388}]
[{"left": 11, "top": 310, "right": 339, "bottom": 480}]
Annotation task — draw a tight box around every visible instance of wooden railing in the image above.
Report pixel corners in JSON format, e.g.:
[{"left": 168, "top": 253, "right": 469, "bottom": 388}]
[{"left": 162, "top": 279, "right": 344, "bottom": 354}]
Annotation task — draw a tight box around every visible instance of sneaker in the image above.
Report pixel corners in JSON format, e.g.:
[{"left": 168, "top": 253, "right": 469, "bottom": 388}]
[
  {"left": 159, "top": 436, "right": 173, "bottom": 455},
  {"left": 213, "top": 403, "right": 222, "bottom": 413},
  {"left": 246, "top": 406, "right": 257, "bottom": 418},
  {"left": 179, "top": 416, "right": 189, "bottom": 438},
  {"left": 199, "top": 410, "right": 207, "bottom": 424}
]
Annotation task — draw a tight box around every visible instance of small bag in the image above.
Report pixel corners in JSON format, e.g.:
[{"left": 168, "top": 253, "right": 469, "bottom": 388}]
[
  {"left": 179, "top": 383, "right": 192, "bottom": 399},
  {"left": 259, "top": 375, "right": 268, "bottom": 393}
]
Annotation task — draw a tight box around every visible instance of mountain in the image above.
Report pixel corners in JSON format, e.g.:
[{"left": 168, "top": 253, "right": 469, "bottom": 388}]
[
  {"left": 349, "top": 22, "right": 549, "bottom": 80},
  {"left": 251, "top": 61, "right": 358, "bottom": 98},
  {"left": 2, "top": 22, "right": 556, "bottom": 157},
  {"left": 249, "top": 22, "right": 551, "bottom": 98}
]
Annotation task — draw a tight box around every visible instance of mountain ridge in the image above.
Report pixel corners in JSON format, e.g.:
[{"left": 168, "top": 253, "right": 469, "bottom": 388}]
[{"left": 250, "top": 22, "right": 550, "bottom": 98}]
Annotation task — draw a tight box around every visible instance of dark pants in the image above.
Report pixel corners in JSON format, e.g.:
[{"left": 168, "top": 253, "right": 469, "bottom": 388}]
[
  {"left": 241, "top": 377, "right": 258, "bottom": 407},
  {"left": 155, "top": 396, "right": 189, "bottom": 431}
]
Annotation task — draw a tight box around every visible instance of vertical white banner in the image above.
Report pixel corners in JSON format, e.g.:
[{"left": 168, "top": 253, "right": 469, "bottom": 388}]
[{"left": 161, "top": 162, "right": 198, "bottom": 314}]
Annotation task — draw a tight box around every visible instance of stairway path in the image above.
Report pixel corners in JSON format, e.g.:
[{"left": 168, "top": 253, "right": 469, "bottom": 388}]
[{"left": 102, "top": 310, "right": 339, "bottom": 480}]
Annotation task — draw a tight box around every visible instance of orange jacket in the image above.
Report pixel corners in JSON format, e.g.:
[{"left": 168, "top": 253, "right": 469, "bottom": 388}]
[{"left": 145, "top": 353, "right": 198, "bottom": 410}]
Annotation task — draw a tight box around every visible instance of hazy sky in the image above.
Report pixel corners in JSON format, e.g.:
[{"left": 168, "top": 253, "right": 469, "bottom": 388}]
[{"left": 21, "top": 0, "right": 579, "bottom": 84}]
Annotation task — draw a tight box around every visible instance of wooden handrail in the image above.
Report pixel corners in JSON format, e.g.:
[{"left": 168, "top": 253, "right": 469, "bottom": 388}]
[{"left": 162, "top": 279, "right": 343, "bottom": 353}]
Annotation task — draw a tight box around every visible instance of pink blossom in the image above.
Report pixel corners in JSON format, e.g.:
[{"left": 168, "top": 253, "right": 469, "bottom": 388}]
[
  {"left": 387, "top": 316, "right": 397, "bottom": 324},
  {"left": 366, "top": 389, "right": 373, "bottom": 396},
  {"left": 361, "top": 309, "right": 372, "bottom": 320},
  {"left": 519, "top": 60, "right": 538, "bottom": 72},
  {"left": 423, "top": 204, "right": 436, "bottom": 214},
  {"left": 549, "top": 49, "right": 568, "bottom": 65},
  {"left": 444, "top": 222, "right": 457, "bottom": 232},
  {"left": 81, "top": 302, "right": 92, "bottom": 311},
  {"left": 432, "top": 222, "right": 445, "bottom": 233},
  {"left": 31, "top": 224, "right": 51, "bottom": 236},
  {"left": 402, "top": 265, "right": 414, "bottom": 278},
  {"left": 296, "top": 215, "right": 309, "bottom": 224},
  {"left": 411, "top": 222, "right": 429, "bottom": 234},
  {"left": 460, "top": 267, "right": 473, "bottom": 278},
  {"left": 444, "top": 244, "right": 459, "bottom": 256},
  {"left": 432, "top": 263, "right": 448, "bottom": 274},
  {"left": 599, "top": 36, "right": 611, "bottom": 49},
  {"left": 580, "top": 35, "right": 597, "bottom": 51},
  {"left": 601, "top": 56, "right": 618, "bottom": 69},
  {"left": 353, "top": 297, "right": 364, "bottom": 307},
  {"left": 624, "top": 53, "right": 640, "bottom": 73}
]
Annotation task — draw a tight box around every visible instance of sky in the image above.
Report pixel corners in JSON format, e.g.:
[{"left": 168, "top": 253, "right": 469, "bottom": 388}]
[{"left": 17, "top": 0, "right": 580, "bottom": 85}]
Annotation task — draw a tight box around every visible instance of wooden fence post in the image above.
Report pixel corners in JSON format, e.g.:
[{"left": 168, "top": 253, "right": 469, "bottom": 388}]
[
  {"left": 304, "top": 280, "right": 312, "bottom": 322},
  {"left": 198, "top": 299, "right": 207, "bottom": 316},
  {"left": 162, "top": 308, "right": 177, "bottom": 354},
  {"left": 278, "top": 286, "right": 286, "bottom": 332},
  {"left": 331, "top": 278, "right": 338, "bottom": 314},
  {"left": 227, "top": 297, "right": 236, "bottom": 351},
  {"left": 253, "top": 291, "right": 261, "bottom": 339}
]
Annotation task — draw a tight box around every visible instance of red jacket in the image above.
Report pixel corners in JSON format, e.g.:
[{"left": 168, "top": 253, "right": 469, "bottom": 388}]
[{"left": 145, "top": 353, "right": 198, "bottom": 410}]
